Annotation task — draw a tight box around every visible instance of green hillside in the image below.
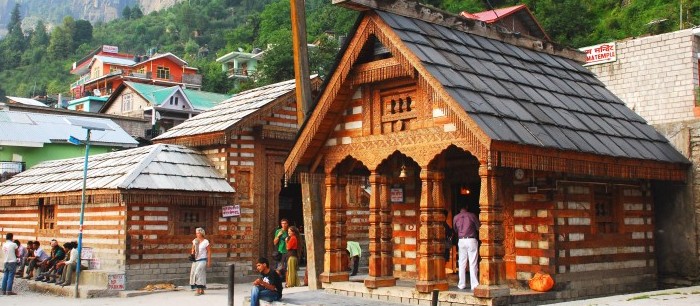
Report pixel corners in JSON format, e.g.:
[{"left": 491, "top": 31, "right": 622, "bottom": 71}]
[{"left": 0, "top": 0, "right": 698, "bottom": 100}]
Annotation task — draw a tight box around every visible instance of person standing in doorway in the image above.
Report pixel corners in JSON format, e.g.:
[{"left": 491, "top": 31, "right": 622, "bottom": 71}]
[
  {"left": 285, "top": 226, "right": 300, "bottom": 287},
  {"left": 273, "top": 219, "right": 289, "bottom": 277},
  {"left": 2, "top": 233, "right": 19, "bottom": 295},
  {"left": 453, "top": 207, "right": 480, "bottom": 290}
]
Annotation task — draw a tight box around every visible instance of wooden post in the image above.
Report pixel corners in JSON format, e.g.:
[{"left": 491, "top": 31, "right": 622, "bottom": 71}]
[
  {"left": 290, "top": 0, "right": 313, "bottom": 126},
  {"left": 364, "top": 171, "right": 396, "bottom": 288},
  {"left": 301, "top": 173, "right": 325, "bottom": 289},
  {"left": 474, "top": 164, "right": 510, "bottom": 298},
  {"left": 416, "top": 169, "right": 448, "bottom": 293},
  {"left": 290, "top": 0, "right": 318, "bottom": 289}
]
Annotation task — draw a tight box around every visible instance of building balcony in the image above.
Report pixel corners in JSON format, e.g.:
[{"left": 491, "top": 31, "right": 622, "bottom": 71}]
[
  {"left": 226, "top": 68, "right": 257, "bottom": 79},
  {"left": 0, "top": 161, "right": 25, "bottom": 182}
]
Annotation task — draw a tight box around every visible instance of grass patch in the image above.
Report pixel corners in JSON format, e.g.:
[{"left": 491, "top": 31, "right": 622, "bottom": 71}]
[
  {"left": 650, "top": 292, "right": 681, "bottom": 296},
  {"left": 627, "top": 295, "right": 650, "bottom": 301}
]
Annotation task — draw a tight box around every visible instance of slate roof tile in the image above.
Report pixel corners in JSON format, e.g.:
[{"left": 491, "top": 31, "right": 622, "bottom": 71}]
[{"left": 374, "top": 10, "right": 687, "bottom": 164}]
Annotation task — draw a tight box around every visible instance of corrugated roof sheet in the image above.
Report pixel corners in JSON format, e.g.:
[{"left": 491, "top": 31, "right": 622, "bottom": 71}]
[
  {"left": 154, "top": 78, "right": 298, "bottom": 140},
  {"left": 0, "top": 144, "right": 235, "bottom": 195},
  {"left": 125, "top": 82, "right": 231, "bottom": 111},
  {"left": 6, "top": 96, "right": 47, "bottom": 107},
  {"left": 0, "top": 110, "right": 138, "bottom": 147},
  {"left": 377, "top": 11, "right": 687, "bottom": 164},
  {"left": 94, "top": 55, "right": 136, "bottom": 66}
]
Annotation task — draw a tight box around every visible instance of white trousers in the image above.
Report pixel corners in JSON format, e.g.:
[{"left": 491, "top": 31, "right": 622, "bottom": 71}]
[{"left": 457, "top": 238, "right": 479, "bottom": 290}]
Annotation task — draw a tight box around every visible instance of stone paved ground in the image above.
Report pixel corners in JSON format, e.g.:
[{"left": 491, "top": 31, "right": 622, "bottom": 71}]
[{"left": 2, "top": 277, "right": 700, "bottom": 306}]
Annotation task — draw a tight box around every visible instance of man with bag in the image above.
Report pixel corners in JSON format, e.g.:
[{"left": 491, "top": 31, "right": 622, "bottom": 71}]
[{"left": 272, "top": 219, "right": 289, "bottom": 277}]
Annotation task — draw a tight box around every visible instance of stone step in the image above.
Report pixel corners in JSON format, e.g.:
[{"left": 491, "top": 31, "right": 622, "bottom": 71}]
[{"left": 24, "top": 279, "right": 119, "bottom": 298}]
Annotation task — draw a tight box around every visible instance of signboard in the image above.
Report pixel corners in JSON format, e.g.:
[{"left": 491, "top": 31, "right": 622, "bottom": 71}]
[
  {"left": 108, "top": 274, "right": 125, "bottom": 290},
  {"left": 222, "top": 205, "right": 240, "bottom": 217},
  {"left": 390, "top": 186, "right": 404, "bottom": 203},
  {"left": 81, "top": 247, "right": 93, "bottom": 260},
  {"left": 580, "top": 42, "right": 616, "bottom": 65},
  {"left": 102, "top": 45, "right": 119, "bottom": 53},
  {"left": 88, "top": 258, "right": 101, "bottom": 270}
]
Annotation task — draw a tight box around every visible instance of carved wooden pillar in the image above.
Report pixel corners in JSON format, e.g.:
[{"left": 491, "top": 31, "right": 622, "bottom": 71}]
[
  {"left": 321, "top": 173, "right": 350, "bottom": 283},
  {"left": 365, "top": 170, "right": 396, "bottom": 288},
  {"left": 379, "top": 169, "right": 395, "bottom": 282},
  {"left": 474, "top": 164, "right": 510, "bottom": 298},
  {"left": 416, "top": 169, "right": 448, "bottom": 292}
]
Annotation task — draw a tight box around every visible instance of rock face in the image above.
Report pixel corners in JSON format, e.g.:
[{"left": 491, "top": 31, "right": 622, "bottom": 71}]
[{"left": 0, "top": 0, "right": 183, "bottom": 32}]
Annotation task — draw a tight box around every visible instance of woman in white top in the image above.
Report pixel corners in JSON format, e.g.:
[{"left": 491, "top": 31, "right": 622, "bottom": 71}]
[{"left": 189, "top": 227, "right": 211, "bottom": 296}]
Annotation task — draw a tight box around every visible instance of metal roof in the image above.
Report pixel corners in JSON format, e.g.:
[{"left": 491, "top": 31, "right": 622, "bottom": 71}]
[
  {"left": 154, "top": 78, "right": 299, "bottom": 140},
  {"left": 124, "top": 82, "right": 231, "bottom": 111},
  {"left": 0, "top": 144, "right": 235, "bottom": 195},
  {"left": 0, "top": 110, "right": 138, "bottom": 147},
  {"left": 94, "top": 55, "right": 136, "bottom": 66},
  {"left": 377, "top": 11, "right": 688, "bottom": 164},
  {"left": 6, "top": 96, "right": 47, "bottom": 107}
]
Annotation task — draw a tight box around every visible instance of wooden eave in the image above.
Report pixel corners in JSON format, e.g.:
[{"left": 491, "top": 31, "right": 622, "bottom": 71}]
[
  {"left": 491, "top": 141, "right": 687, "bottom": 181},
  {"left": 0, "top": 188, "right": 233, "bottom": 207},
  {"left": 284, "top": 12, "right": 492, "bottom": 174},
  {"left": 152, "top": 131, "right": 228, "bottom": 147}
]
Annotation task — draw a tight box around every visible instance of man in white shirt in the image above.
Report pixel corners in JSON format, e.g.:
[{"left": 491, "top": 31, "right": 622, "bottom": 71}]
[
  {"left": 24, "top": 241, "right": 49, "bottom": 279},
  {"left": 2, "top": 233, "right": 19, "bottom": 295}
]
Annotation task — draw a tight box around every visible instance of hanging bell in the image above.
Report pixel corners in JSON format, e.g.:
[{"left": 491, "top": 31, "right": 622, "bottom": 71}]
[{"left": 398, "top": 165, "right": 407, "bottom": 179}]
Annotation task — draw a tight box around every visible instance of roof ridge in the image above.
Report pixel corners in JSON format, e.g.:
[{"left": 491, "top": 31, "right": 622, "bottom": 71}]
[
  {"left": 116, "top": 144, "right": 166, "bottom": 189},
  {"left": 337, "top": 0, "right": 584, "bottom": 62}
]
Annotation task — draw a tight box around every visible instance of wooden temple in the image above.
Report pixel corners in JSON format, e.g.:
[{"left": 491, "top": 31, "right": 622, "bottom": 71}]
[{"left": 285, "top": 0, "right": 689, "bottom": 301}]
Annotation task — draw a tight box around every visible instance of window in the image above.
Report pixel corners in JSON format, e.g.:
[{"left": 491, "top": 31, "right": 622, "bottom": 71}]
[
  {"left": 593, "top": 185, "right": 618, "bottom": 234},
  {"left": 39, "top": 199, "right": 56, "bottom": 230},
  {"left": 75, "top": 104, "right": 84, "bottom": 112},
  {"left": 169, "top": 96, "right": 179, "bottom": 106},
  {"left": 121, "top": 93, "right": 133, "bottom": 112},
  {"left": 157, "top": 66, "right": 170, "bottom": 79},
  {"left": 177, "top": 207, "right": 208, "bottom": 235}
]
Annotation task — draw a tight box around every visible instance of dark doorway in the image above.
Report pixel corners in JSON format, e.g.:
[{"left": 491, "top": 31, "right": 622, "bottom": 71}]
[{"left": 278, "top": 182, "right": 303, "bottom": 230}]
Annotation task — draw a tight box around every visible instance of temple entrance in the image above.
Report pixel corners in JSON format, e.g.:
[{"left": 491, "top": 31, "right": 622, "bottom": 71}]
[{"left": 430, "top": 145, "right": 481, "bottom": 278}]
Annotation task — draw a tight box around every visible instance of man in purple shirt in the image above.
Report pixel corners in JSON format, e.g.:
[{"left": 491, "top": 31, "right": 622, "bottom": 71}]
[{"left": 453, "top": 207, "right": 480, "bottom": 290}]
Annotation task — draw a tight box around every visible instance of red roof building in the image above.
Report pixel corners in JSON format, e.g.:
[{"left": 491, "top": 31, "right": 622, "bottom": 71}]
[
  {"left": 70, "top": 45, "right": 202, "bottom": 99},
  {"left": 461, "top": 4, "right": 550, "bottom": 41}
]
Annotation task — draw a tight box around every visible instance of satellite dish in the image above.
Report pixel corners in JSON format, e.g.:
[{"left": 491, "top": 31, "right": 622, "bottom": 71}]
[
  {"left": 238, "top": 47, "right": 244, "bottom": 52},
  {"left": 93, "top": 89, "right": 101, "bottom": 96}
]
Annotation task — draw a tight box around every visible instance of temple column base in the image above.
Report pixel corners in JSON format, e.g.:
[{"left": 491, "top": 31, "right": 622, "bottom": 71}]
[
  {"left": 473, "top": 284, "right": 510, "bottom": 298},
  {"left": 415, "top": 280, "right": 449, "bottom": 293},
  {"left": 364, "top": 276, "right": 396, "bottom": 288},
  {"left": 320, "top": 271, "right": 350, "bottom": 283}
]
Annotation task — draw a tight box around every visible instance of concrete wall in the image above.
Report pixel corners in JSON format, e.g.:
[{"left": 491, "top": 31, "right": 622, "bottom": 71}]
[{"left": 587, "top": 29, "right": 699, "bottom": 125}]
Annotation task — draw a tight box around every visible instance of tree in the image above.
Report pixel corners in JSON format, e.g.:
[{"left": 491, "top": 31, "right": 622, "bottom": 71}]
[
  {"left": 7, "top": 3, "right": 22, "bottom": 33},
  {"left": 122, "top": 6, "right": 132, "bottom": 19},
  {"left": 47, "top": 22, "right": 74, "bottom": 60},
  {"left": 257, "top": 30, "right": 295, "bottom": 84},
  {"left": 30, "top": 21, "right": 49, "bottom": 49},
  {"left": 131, "top": 6, "right": 144, "bottom": 19},
  {"left": 73, "top": 20, "right": 94, "bottom": 49}
]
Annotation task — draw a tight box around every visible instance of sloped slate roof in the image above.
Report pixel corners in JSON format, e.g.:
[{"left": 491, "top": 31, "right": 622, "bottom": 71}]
[
  {"left": 0, "top": 144, "right": 234, "bottom": 195},
  {"left": 154, "top": 78, "right": 298, "bottom": 140},
  {"left": 376, "top": 11, "right": 687, "bottom": 164},
  {"left": 0, "top": 110, "right": 138, "bottom": 147}
]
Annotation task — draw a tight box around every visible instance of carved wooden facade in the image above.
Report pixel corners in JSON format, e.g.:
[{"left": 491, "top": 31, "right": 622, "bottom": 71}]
[
  {"left": 285, "top": 3, "right": 688, "bottom": 300},
  {"left": 154, "top": 78, "right": 324, "bottom": 273}
]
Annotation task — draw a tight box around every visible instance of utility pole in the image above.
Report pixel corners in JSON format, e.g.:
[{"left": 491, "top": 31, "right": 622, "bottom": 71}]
[{"left": 290, "top": 0, "right": 323, "bottom": 290}]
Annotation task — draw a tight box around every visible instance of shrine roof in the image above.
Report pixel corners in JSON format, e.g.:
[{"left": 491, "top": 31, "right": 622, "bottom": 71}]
[
  {"left": 377, "top": 10, "right": 687, "bottom": 164},
  {"left": 0, "top": 144, "right": 234, "bottom": 195},
  {"left": 154, "top": 76, "right": 320, "bottom": 141}
]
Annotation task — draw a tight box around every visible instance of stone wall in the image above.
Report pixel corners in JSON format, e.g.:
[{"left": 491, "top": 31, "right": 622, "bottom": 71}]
[
  {"left": 587, "top": 29, "right": 699, "bottom": 125},
  {"left": 652, "top": 120, "right": 700, "bottom": 286}
]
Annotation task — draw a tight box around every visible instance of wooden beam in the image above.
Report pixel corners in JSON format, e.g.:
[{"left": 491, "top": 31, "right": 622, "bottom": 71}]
[{"left": 290, "top": 0, "right": 313, "bottom": 125}]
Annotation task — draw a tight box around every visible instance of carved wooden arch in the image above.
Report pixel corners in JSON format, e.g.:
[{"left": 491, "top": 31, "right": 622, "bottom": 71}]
[
  {"left": 427, "top": 144, "right": 482, "bottom": 170},
  {"left": 326, "top": 155, "right": 372, "bottom": 176}
]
